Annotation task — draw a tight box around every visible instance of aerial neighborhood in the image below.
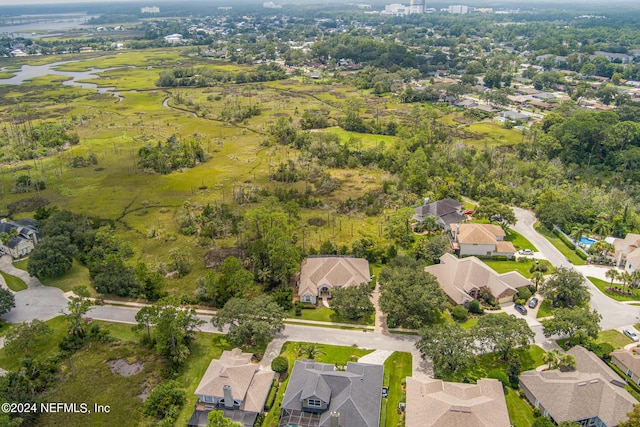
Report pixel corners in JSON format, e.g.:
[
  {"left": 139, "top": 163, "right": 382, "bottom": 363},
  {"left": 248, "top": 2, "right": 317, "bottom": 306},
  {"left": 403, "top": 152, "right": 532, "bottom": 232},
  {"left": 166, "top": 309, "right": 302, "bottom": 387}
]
[{"left": 2, "top": 1, "right": 640, "bottom": 427}]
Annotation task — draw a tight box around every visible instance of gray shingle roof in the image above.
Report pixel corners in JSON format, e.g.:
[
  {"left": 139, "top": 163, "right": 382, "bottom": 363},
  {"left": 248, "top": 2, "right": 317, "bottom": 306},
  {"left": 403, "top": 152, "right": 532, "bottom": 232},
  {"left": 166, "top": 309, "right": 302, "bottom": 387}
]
[
  {"left": 282, "top": 360, "right": 383, "bottom": 427},
  {"left": 415, "top": 198, "right": 465, "bottom": 225},
  {"left": 519, "top": 346, "right": 636, "bottom": 426}
]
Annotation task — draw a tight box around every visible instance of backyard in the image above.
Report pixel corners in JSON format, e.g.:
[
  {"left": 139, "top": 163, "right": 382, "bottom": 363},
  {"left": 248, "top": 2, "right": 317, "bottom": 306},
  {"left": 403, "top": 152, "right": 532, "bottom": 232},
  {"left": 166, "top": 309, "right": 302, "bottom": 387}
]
[{"left": 380, "top": 352, "right": 412, "bottom": 427}]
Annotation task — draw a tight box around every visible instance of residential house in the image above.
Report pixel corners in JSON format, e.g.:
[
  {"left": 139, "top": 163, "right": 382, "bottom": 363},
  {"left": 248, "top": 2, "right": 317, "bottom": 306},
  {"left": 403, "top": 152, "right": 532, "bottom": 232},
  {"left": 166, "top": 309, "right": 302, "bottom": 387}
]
[
  {"left": 279, "top": 360, "right": 383, "bottom": 427},
  {"left": 0, "top": 218, "right": 39, "bottom": 259},
  {"left": 607, "top": 233, "right": 640, "bottom": 271},
  {"left": 451, "top": 223, "right": 516, "bottom": 259},
  {"left": 414, "top": 198, "right": 466, "bottom": 231},
  {"left": 519, "top": 346, "right": 636, "bottom": 427},
  {"left": 591, "top": 51, "right": 633, "bottom": 64},
  {"left": 188, "top": 348, "right": 274, "bottom": 427},
  {"left": 611, "top": 347, "right": 640, "bottom": 386},
  {"left": 405, "top": 377, "right": 510, "bottom": 427},
  {"left": 501, "top": 110, "right": 531, "bottom": 122},
  {"left": 297, "top": 257, "right": 370, "bottom": 304},
  {"left": 425, "top": 253, "right": 530, "bottom": 305}
]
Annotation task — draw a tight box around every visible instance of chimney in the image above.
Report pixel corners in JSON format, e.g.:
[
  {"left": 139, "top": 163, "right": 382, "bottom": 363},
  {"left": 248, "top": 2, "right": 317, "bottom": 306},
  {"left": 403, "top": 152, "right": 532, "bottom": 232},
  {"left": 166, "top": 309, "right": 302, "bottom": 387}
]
[
  {"left": 424, "top": 197, "right": 430, "bottom": 206},
  {"left": 223, "top": 385, "right": 233, "bottom": 409},
  {"left": 330, "top": 412, "right": 340, "bottom": 427}
]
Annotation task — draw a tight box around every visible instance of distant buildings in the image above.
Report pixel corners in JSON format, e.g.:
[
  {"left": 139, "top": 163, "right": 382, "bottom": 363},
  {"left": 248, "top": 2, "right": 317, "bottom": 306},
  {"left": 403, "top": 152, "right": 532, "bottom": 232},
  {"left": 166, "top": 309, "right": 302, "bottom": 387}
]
[
  {"left": 263, "top": 2, "right": 282, "bottom": 9},
  {"left": 140, "top": 6, "right": 160, "bottom": 14},
  {"left": 381, "top": 0, "right": 426, "bottom": 16},
  {"left": 163, "top": 34, "right": 183, "bottom": 44},
  {"left": 447, "top": 5, "right": 470, "bottom": 14}
]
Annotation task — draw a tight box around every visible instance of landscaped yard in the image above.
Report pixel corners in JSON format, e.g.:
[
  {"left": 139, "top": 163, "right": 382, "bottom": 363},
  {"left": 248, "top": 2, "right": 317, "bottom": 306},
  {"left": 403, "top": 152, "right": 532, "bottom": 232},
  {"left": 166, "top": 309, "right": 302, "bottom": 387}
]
[
  {"left": 534, "top": 225, "right": 586, "bottom": 265},
  {"left": 506, "top": 386, "right": 535, "bottom": 427},
  {"left": 483, "top": 258, "right": 553, "bottom": 278},
  {"left": 597, "top": 329, "right": 633, "bottom": 349},
  {"left": 0, "top": 270, "right": 27, "bottom": 291},
  {"left": 453, "top": 345, "right": 546, "bottom": 383},
  {"left": 505, "top": 228, "right": 537, "bottom": 252},
  {"left": 288, "top": 305, "right": 374, "bottom": 326},
  {"left": 381, "top": 352, "right": 412, "bottom": 427},
  {"left": 11, "top": 258, "right": 93, "bottom": 294},
  {"left": 536, "top": 299, "right": 555, "bottom": 318},
  {"left": 588, "top": 276, "right": 640, "bottom": 302}
]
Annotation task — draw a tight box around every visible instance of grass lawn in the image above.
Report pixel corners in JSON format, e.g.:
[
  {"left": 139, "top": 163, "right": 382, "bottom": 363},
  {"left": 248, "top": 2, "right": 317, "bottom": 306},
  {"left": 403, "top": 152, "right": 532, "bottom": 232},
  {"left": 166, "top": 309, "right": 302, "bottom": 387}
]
[
  {"left": 588, "top": 276, "right": 640, "bottom": 302},
  {"left": 288, "top": 306, "right": 374, "bottom": 326},
  {"left": 536, "top": 299, "right": 555, "bottom": 318},
  {"left": 505, "top": 228, "right": 537, "bottom": 252},
  {"left": 535, "top": 224, "right": 585, "bottom": 265},
  {"left": 0, "top": 270, "right": 27, "bottom": 291},
  {"left": 506, "top": 386, "right": 535, "bottom": 427},
  {"left": 40, "top": 259, "right": 93, "bottom": 294},
  {"left": 596, "top": 329, "right": 633, "bottom": 349},
  {"left": 12, "top": 259, "right": 28, "bottom": 270},
  {"left": 0, "top": 321, "right": 12, "bottom": 336},
  {"left": 262, "top": 342, "right": 373, "bottom": 427},
  {"left": 483, "top": 259, "right": 539, "bottom": 278},
  {"left": 381, "top": 352, "right": 412, "bottom": 427},
  {"left": 454, "top": 345, "right": 546, "bottom": 382}
]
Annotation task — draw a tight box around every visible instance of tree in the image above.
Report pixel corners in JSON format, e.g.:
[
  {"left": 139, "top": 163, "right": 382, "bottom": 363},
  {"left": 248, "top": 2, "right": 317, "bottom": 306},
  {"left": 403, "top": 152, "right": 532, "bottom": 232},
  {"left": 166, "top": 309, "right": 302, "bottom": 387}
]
[
  {"left": 64, "top": 286, "right": 92, "bottom": 338},
  {"left": 151, "top": 297, "right": 204, "bottom": 367},
  {"left": 619, "top": 404, "right": 640, "bottom": 427},
  {"left": 135, "top": 305, "right": 158, "bottom": 344},
  {"left": 294, "top": 343, "right": 325, "bottom": 360},
  {"left": 0, "top": 287, "right": 15, "bottom": 316},
  {"left": 473, "top": 314, "right": 535, "bottom": 361},
  {"left": 533, "top": 417, "right": 556, "bottom": 427},
  {"left": 3, "top": 319, "right": 50, "bottom": 355},
  {"left": 134, "top": 263, "right": 166, "bottom": 301},
  {"left": 474, "top": 198, "right": 517, "bottom": 228},
  {"left": 91, "top": 254, "right": 141, "bottom": 297},
  {"left": 606, "top": 269, "right": 620, "bottom": 289},
  {"left": 329, "top": 283, "right": 374, "bottom": 321},
  {"left": 416, "top": 323, "right": 476, "bottom": 378},
  {"left": 27, "top": 235, "right": 76, "bottom": 278},
  {"left": 531, "top": 271, "right": 545, "bottom": 292},
  {"left": 207, "top": 410, "right": 241, "bottom": 427},
  {"left": 143, "top": 380, "right": 185, "bottom": 420},
  {"left": 206, "top": 256, "right": 254, "bottom": 307},
  {"left": 379, "top": 256, "right": 448, "bottom": 329},
  {"left": 542, "top": 307, "right": 602, "bottom": 345},
  {"left": 540, "top": 267, "right": 590, "bottom": 308},
  {"left": 386, "top": 207, "right": 416, "bottom": 248},
  {"left": 414, "top": 234, "right": 450, "bottom": 264},
  {"left": 212, "top": 296, "right": 285, "bottom": 347}
]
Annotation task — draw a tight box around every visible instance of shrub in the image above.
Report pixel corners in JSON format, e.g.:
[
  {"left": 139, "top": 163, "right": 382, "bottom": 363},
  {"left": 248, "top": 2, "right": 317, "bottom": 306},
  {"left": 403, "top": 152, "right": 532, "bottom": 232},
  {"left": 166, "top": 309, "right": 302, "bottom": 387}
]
[
  {"left": 553, "top": 229, "right": 576, "bottom": 250},
  {"left": 143, "top": 380, "right": 186, "bottom": 419},
  {"left": 517, "top": 287, "right": 532, "bottom": 301},
  {"left": 576, "top": 249, "right": 588, "bottom": 260},
  {"left": 271, "top": 357, "right": 288, "bottom": 374},
  {"left": 263, "top": 380, "right": 278, "bottom": 411},
  {"left": 468, "top": 299, "right": 484, "bottom": 314},
  {"left": 451, "top": 305, "right": 468, "bottom": 322}
]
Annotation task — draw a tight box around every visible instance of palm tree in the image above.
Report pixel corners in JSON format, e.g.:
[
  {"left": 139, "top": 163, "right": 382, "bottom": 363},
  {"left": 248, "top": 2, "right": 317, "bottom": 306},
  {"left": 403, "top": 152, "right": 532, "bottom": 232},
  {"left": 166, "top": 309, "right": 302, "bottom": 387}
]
[
  {"left": 592, "top": 220, "right": 612, "bottom": 240},
  {"left": 542, "top": 350, "right": 560, "bottom": 370},
  {"left": 558, "top": 353, "right": 576, "bottom": 371},
  {"left": 531, "top": 271, "right": 545, "bottom": 292},
  {"left": 632, "top": 270, "right": 640, "bottom": 289},
  {"left": 0, "top": 232, "right": 9, "bottom": 245},
  {"left": 420, "top": 216, "right": 438, "bottom": 235},
  {"left": 570, "top": 223, "right": 588, "bottom": 243},
  {"left": 606, "top": 269, "right": 620, "bottom": 290},
  {"left": 295, "top": 343, "right": 325, "bottom": 360},
  {"left": 622, "top": 271, "right": 633, "bottom": 294}
]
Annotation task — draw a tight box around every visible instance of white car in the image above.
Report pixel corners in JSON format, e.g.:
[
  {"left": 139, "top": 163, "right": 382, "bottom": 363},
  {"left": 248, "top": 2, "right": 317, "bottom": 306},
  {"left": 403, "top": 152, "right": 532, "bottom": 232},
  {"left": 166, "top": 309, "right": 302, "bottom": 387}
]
[
  {"left": 623, "top": 329, "right": 639, "bottom": 342},
  {"left": 519, "top": 249, "right": 534, "bottom": 255}
]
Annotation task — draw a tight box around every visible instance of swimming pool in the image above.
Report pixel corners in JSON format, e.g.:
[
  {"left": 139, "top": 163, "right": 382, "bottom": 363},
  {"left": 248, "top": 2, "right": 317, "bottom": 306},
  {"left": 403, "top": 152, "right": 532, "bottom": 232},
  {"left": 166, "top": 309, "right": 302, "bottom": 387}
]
[{"left": 580, "top": 236, "right": 597, "bottom": 246}]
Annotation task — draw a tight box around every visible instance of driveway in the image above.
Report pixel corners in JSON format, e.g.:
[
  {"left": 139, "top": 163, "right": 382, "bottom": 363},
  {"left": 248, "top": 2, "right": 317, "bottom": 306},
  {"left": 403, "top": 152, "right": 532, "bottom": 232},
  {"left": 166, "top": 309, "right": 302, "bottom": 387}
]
[
  {"left": 513, "top": 208, "right": 640, "bottom": 331},
  {"left": 0, "top": 255, "right": 68, "bottom": 323}
]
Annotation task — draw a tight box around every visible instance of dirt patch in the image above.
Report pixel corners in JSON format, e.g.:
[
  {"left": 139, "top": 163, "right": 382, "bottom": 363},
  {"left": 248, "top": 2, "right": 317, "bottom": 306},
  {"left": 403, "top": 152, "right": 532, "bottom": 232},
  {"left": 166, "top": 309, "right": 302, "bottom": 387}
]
[
  {"left": 107, "top": 359, "right": 144, "bottom": 377},
  {"left": 138, "top": 381, "right": 151, "bottom": 402}
]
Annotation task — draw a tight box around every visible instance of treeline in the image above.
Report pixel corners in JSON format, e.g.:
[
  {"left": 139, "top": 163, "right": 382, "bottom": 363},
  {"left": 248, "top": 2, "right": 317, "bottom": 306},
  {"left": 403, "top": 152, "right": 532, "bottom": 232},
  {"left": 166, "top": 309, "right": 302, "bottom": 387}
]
[
  {"left": 138, "top": 135, "right": 207, "bottom": 174},
  {"left": 27, "top": 208, "right": 166, "bottom": 300},
  {"left": 0, "top": 121, "right": 80, "bottom": 163},
  {"left": 155, "top": 63, "right": 286, "bottom": 88}
]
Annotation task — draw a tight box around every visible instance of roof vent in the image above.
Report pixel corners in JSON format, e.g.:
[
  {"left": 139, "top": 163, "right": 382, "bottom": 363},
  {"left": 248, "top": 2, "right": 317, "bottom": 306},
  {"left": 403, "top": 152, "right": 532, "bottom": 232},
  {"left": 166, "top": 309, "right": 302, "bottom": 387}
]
[{"left": 577, "top": 382, "right": 587, "bottom": 386}]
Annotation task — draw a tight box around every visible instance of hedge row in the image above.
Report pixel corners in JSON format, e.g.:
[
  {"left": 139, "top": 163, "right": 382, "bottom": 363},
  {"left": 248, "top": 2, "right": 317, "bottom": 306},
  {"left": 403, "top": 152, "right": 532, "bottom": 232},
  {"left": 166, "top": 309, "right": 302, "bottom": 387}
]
[
  {"left": 553, "top": 228, "right": 576, "bottom": 250},
  {"left": 264, "top": 379, "right": 279, "bottom": 411}
]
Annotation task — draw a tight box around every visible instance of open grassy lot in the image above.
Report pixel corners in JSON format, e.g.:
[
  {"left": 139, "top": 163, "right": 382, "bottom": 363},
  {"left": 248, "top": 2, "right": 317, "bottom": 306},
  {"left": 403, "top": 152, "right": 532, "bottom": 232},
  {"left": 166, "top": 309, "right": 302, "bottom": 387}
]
[
  {"left": 483, "top": 259, "right": 538, "bottom": 278},
  {"left": 463, "top": 121, "right": 525, "bottom": 146},
  {"left": 535, "top": 224, "right": 586, "bottom": 265},
  {"left": 40, "top": 259, "right": 92, "bottom": 294},
  {"left": 0, "top": 270, "right": 28, "bottom": 291},
  {"left": 506, "top": 386, "right": 535, "bottom": 427},
  {"left": 452, "top": 345, "right": 546, "bottom": 383},
  {"left": 588, "top": 276, "right": 640, "bottom": 302},
  {"left": 381, "top": 352, "right": 412, "bottom": 427},
  {"left": 556, "top": 329, "right": 632, "bottom": 350}
]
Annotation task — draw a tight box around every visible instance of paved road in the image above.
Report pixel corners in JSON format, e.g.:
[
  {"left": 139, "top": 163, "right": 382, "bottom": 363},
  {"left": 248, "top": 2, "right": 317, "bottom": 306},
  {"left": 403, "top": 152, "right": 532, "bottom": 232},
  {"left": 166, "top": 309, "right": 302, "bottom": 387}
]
[{"left": 513, "top": 208, "right": 640, "bottom": 331}]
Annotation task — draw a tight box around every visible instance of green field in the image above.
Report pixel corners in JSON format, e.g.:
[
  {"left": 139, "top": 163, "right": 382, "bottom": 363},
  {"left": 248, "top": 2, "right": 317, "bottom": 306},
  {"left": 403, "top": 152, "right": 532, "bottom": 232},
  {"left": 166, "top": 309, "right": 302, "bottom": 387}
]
[
  {"left": 506, "top": 386, "right": 535, "bottom": 427},
  {"left": 536, "top": 299, "right": 555, "bottom": 318},
  {"left": 483, "top": 259, "right": 540, "bottom": 278},
  {"left": 0, "top": 270, "right": 27, "bottom": 291},
  {"left": 288, "top": 306, "right": 374, "bottom": 325}
]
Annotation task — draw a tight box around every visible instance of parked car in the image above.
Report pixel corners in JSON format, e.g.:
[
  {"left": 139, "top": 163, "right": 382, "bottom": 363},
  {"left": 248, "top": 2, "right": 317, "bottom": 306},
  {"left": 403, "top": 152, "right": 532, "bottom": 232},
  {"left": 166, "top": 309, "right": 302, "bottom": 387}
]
[
  {"left": 528, "top": 297, "right": 539, "bottom": 309},
  {"left": 623, "top": 329, "right": 639, "bottom": 342},
  {"left": 382, "top": 387, "right": 389, "bottom": 398},
  {"left": 515, "top": 304, "right": 528, "bottom": 315},
  {"left": 519, "top": 249, "right": 534, "bottom": 255}
]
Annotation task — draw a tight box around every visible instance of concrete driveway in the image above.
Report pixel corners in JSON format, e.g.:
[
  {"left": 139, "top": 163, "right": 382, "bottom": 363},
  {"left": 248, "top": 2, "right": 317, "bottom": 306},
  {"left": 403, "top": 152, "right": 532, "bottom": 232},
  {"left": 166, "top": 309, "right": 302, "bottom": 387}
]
[
  {"left": 0, "top": 255, "right": 68, "bottom": 323},
  {"left": 513, "top": 208, "right": 640, "bottom": 331}
]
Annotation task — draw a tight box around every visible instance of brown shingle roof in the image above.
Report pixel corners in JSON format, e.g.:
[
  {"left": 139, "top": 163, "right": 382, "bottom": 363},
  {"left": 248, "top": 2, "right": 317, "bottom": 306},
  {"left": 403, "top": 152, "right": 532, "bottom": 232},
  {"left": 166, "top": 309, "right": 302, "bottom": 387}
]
[
  {"left": 456, "top": 224, "right": 506, "bottom": 245},
  {"left": 612, "top": 348, "right": 640, "bottom": 380},
  {"left": 405, "top": 377, "right": 510, "bottom": 427}
]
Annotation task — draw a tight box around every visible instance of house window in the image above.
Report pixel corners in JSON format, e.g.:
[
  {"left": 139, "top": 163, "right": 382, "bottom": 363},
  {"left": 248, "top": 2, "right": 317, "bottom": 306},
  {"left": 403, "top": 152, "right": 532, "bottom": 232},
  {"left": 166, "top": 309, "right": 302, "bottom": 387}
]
[
  {"left": 307, "top": 399, "right": 322, "bottom": 407},
  {"left": 627, "top": 368, "right": 633, "bottom": 378},
  {"left": 204, "top": 395, "right": 213, "bottom": 403},
  {"left": 534, "top": 400, "right": 539, "bottom": 408},
  {"left": 304, "top": 294, "right": 311, "bottom": 302},
  {"left": 543, "top": 410, "right": 548, "bottom": 417}
]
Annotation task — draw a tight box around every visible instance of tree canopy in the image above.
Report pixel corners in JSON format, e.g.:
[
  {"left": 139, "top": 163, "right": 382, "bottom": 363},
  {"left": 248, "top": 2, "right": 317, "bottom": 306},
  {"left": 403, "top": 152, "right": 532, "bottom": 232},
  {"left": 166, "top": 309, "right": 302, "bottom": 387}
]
[
  {"left": 329, "top": 283, "right": 374, "bottom": 321},
  {"left": 473, "top": 314, "right": 535, "bottom": 361},
  {"left": 0, "top": 287, "right": 15, "bottom": 316},
  {"left": 542, "top": 307, "right": 602, "bottom": 345},
  {"left": 416, "top": 323, "right": 476, "bottom": 379},
  {"left": 540, "top": 267, "right": 590, "bottom": 308}
]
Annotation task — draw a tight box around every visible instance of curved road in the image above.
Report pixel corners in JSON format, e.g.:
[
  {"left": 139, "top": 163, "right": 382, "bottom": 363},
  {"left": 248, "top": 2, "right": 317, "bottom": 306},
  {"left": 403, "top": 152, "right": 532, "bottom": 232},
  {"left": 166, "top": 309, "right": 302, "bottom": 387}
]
[{"left": 513, "top": 208, "right": 640, "bottom": 330}]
